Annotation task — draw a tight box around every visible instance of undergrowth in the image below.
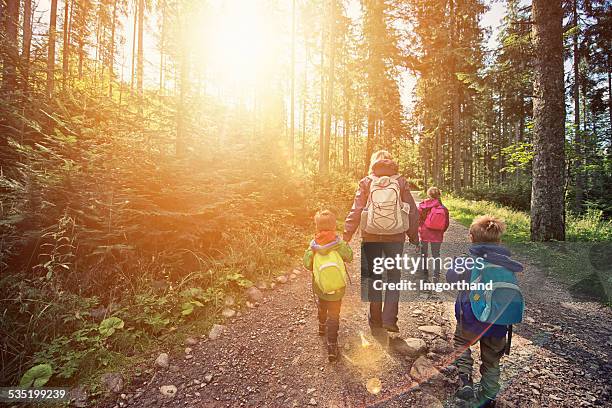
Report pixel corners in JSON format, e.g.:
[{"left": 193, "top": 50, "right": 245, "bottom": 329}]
[{"left": 0, "top": 88, "right": 329, "bottom": 392}]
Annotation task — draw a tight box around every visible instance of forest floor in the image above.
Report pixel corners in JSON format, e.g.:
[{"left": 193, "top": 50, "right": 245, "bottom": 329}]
[{"left": 99, "top": 194, "right": 611, "bottom": 408}]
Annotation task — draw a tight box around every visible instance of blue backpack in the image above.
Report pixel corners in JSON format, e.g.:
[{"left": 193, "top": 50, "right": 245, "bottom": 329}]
[{"left": 469, "top": 261, "right": 524, "bottom": 325}]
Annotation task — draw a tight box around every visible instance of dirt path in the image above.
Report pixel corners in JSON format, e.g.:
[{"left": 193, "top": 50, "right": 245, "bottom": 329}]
[{"left": 100, "top": 194, "right": 611, "bottom": 408}]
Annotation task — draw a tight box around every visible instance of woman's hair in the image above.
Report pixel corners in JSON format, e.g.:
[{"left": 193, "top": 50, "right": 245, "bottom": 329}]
[
  {"left": 469, "top": 215, "right": 506, "bottom": 243},
  {"left": 314, "top": 209, "right": 337, "bottom": 232},
  {"left": 427, "top": 186, "right": 441, "bottom": 199},
  {"left": 368, "top": 150, "right": 392, "bottom": 174}
]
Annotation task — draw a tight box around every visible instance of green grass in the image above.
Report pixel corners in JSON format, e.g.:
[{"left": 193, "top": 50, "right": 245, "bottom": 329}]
[{"left": 441, "top": 194, "right": 611, "bottom": 304}]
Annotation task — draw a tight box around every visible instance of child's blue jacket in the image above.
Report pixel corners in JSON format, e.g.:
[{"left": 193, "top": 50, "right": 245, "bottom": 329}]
[{"left": 446, "top": 243, "right": 524, "bottom": 337}]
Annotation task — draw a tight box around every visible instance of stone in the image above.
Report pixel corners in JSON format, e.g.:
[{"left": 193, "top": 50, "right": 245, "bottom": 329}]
[
  {"left": 70, "top": 386, "right": 88, "bottom": 407},
  {"left": 155, "top": 353, "right": 170, "bottom": 368},
  {"left": 101, "top": 372, "right": 124, "bottom": 393},
  {"left": 276, "top": 275, "right": 288, "bottom": 284},
  {"left": 430, "top": 339, "right": 453, "bottom": 354},
  {"left": 208, "top": 324, "right": 225, "bottom": 340},
  {"left": 418, "top": 393, "right": 443, "bottom": 408},
  {"left": 184, "top": 337, "right": 198, "bottom": 346},
  {"left": 418, "top": 325, "right": 443, "bottom": 337},
  {"left": 222, "top": 308, "right": 236, "bottom": 318},
  {"left": 308, "top": 397, "right": 317, "bottom": 405},
  {"left": 245, "top": 286, "right": 264, "bottom": 302},
  {"left": 390, "top": 338, "right": 427, "bottom": 356},
  {"left": 159, "top": 385, "right": 177, "bottom": 397},
  {"left": 410, "top": 356, "right": 439, "bottom": 382}
]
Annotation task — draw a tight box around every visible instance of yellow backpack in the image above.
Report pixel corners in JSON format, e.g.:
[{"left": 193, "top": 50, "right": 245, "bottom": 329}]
[{"left": 312, "top": 250, "right": 348, "bottom": 295}]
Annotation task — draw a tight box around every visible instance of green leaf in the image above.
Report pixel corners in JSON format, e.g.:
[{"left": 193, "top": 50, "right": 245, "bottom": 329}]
[
  {"left": 98, "top": 317, "right": 124, "bottom": 337},
  {"left": 19, "top": 364, "right": 53, "bottom": 388},
  {"left": 181, "top": 302, "right": 194, "bottom": 316}
]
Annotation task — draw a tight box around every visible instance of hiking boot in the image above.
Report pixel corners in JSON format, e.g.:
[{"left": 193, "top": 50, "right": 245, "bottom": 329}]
[
  {"left": 327, "top": 343, "right": 339, "bottom": 362},
  {"left": 318, "top": 323, "right": 326, "bottom": 336},
  {"left": 455, "top": 373, "right": 474, "bottom": 401},
  {"left": 473, "top": 389, "right": 496, "bottom": 408},
  {"left": 383, "top": 322, "right": 400, "bottom": 333},
  {"left": 368, "top": 314, "right": 382, "bottom": 329}
]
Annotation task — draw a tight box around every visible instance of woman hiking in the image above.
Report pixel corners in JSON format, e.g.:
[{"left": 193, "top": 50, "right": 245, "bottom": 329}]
[{"left": 343, "top": 150, "right": 419, "bottom": 333}]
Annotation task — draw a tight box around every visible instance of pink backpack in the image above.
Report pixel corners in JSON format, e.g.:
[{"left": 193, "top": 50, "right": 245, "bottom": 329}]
[{"left": 424, "top": 205, "right": 447, "bottom": 231}]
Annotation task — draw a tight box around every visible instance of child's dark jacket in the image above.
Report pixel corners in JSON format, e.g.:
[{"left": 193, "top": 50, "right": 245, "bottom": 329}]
[{"left": 446, "top": 243, "right": 524, "bottom": 337}]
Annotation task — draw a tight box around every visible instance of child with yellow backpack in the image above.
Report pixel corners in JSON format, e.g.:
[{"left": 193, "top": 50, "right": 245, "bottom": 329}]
[{"left": 303, "top": 210, "right": 353, "bottom": 361}]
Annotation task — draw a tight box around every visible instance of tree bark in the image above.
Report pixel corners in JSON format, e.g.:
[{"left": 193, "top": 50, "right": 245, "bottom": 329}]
[
  {"left": 21, "top": 0, "right": 32, "bottom": 92},
  {"left": 62, "top": 0, "right": 71, "bottom": 92},
  {"left": 321, "top": 0, "right": 335, "bottom": 175},
  {"left": 290, "top": 0, "right": 296, "bottom": 163},
  {"left": 176, "top": 6, "right": 189, "bottom": 157},
  {"left": 130, "top": 0, "right": 137, "bottom": 96},
  {"left": 573, "top": 0, "right": 584, "bottom": 212},
  {"left": 302, "top": 43, "right": 308, "bottom": 169},
  {"left": 318, "top": 0, "right": 326, "bottom": 173},
  {"left": 530, "top": 0, "right": 566, "bottom": 241},
  {"left": 2, "top": 0, "right": 20, "bottom": 92},
  {"left": 47, "top": 0, "right": 59, "bottom": 97},
  {"left": 159, "top": 0, "right": 165, "bottom": 96},
  {"left": 137, "top": 0, "right": 144, "bottom": 110},
  {"left": 108, "top": 0, "right": 118, "bottom": 97}
]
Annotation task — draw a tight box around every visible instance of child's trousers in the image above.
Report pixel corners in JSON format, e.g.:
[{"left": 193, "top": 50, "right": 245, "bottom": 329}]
[
  {"left": 453, "top": 325, "right": 507, "bottom": 400},
  {"left": 419, "top": 241, "right": 442, "bottom": 282},
  {"left": 317, "top": 298, "right": 342, "bottom": 344}
]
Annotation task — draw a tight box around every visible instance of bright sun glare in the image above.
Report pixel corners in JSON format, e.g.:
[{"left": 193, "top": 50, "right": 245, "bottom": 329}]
[{"left": 196, "top": 1, "right": 279, "bottom": 92}]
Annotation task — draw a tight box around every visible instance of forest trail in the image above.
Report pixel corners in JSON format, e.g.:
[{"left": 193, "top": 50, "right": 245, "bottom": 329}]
[{"left": 101, "top": 194, "right": 611, "bottom": 408}]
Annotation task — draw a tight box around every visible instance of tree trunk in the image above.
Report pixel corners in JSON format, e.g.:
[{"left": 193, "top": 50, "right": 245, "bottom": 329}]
[
  {"left": 365, "top": 110, "right": 375, "bottom": 175},
  {"left": 321, "top": 0, "right": 335, "bottom": 175},
  {"left": 318, "top": 0, "right": 326, "bottom": 173},
  {"left": 176, "top": 7, "right": 189, "bottom": 157},
  {"left": 22, "top": 0, "right": 32, "bottom": 92},
  {"left": 343, "top": 107, "right": 349, "bottom": 170},
  {"left": 47, "top": 0, "right": 59, "bottom": 97},
  {"left": 2, "top": 0, "right": 20, "bottom": 92},
  {"left": 130, "top": 0, "right": 137, "bottom": 96},
  {"left": 159, "top": 0, "right": 165, "bottom": 96},
  {"left": 289, "top": 0, "right": 296, "bottom": 163},
  {"left": 530, "top": 0, "right": 566, "bottom": 241},
  {"left": 108, "top": 0, "right": 118, "bottom": 97},
  {"left": 573, "top": 0, "right": 584, "bottom": 212},
  {"left": 302, "top": 44, "right": 308, "bottom": 169},
  {"left": 449, "top": 0, "right": 461, "bottom": 191},
  {"left": 62, "top": 0, "right": 70, "bottom": 91},
  {"left": 608, "top": 64, "right": 612, "bottom": 152},
  {"left": 137, "top": 0, "right": 145, "bottom": 109}
]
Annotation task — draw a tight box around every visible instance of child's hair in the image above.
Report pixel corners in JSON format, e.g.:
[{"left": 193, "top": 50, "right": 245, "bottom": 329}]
[
  {"left": 368, "top": 150, "right": 392, "bottom": 174},
  {"left": 315, "top": 209, "right": 336, "bottom": 232},
  {"left": 427, "top": 186, "right": 441, "bottom": 199},
  {"left": 469, "top": 215, "right": 506, "bottom": 243}
]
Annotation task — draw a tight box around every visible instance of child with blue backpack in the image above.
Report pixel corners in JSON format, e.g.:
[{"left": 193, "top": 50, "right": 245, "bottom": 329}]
[
  {"left": 446, "top": 215, "right": 524, "bottom": 408},
  {"left": 303, "top": 210, "right": 353, "bottom": 362}
]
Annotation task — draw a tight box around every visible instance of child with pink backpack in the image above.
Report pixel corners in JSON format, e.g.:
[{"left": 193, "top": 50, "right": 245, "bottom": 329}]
[{"left": 418, "top": 187, "right": 450, "bottom": 284}]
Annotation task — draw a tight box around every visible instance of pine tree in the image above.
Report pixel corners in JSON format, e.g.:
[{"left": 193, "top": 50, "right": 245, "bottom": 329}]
[{"left": 530, "top": 0, "right": 566, "bottom": 241}]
